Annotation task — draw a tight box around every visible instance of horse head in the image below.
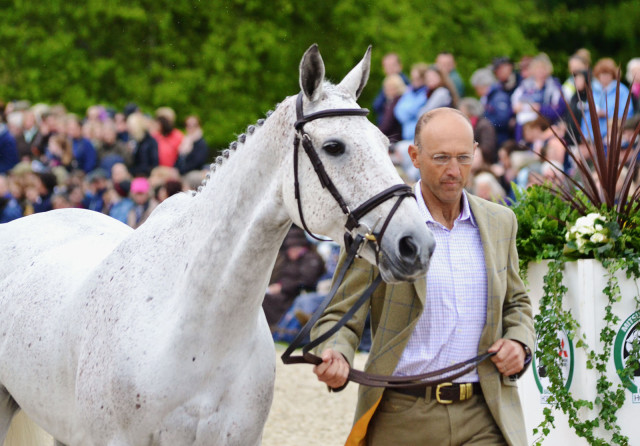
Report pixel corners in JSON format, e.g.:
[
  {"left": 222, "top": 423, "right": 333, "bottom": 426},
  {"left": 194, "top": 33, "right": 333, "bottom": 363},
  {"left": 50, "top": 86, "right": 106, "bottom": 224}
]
[{"left": 282, "top": 44, "right": 434, "bottom": 283}]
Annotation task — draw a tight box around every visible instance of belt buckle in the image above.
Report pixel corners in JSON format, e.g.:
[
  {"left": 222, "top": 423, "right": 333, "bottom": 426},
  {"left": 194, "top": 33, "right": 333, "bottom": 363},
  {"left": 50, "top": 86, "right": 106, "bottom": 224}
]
[{"left": 435, "top": 382, "right": 453, "bottom": 404}]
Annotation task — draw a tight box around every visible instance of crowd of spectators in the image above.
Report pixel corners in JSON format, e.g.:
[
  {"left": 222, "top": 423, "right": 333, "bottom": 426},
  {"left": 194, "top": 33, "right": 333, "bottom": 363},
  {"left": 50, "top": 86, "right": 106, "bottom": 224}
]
[
  {"left": 377, "top": 50, "right": 640, "bottom": 204},
  {"left": 3, "top": 48, "right": 640, "bottom": 346},
  {"left": 0, "top": 102, "right": 210, "bottom": 224}
]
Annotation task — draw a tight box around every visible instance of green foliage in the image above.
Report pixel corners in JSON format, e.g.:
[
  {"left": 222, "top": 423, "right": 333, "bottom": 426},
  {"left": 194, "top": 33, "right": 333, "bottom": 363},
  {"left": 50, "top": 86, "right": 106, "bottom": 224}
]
[
  {"left": 532, "top": 258, "right": 639, "bottom": 446},
  {"left": 510, "top": 184, "right": 583, "bottom": 270},
  {"left": 0, "top": 0, "right": 607, "bottom": 154}
]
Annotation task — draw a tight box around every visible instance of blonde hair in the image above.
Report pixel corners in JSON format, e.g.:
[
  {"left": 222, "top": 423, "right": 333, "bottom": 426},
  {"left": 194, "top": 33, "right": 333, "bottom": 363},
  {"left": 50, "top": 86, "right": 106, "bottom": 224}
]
[
  {"left": 126, "top": 113, "right": 148, "bottom": 141},
  {"left": 155, "top": 107, "right": 177, "bottom": 126},
  {"left": 383, "top": 74, "right": 407, "bottom": 97}
]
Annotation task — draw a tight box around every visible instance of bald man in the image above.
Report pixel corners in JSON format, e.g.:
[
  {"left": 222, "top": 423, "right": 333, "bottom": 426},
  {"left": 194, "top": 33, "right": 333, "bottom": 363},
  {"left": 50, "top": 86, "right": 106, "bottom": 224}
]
[{"left": 312, "top": 108, "right": 534, "bottom": 446}]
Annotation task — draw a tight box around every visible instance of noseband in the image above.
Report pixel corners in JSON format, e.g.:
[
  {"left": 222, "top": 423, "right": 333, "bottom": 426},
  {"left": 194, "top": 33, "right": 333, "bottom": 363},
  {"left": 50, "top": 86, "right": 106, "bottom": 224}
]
[
  {"left": 291, "top": 91, "right": 414, "bottom": 260},
  {"left": 282, "top": 92, "right": 495, "bottom": 389}
]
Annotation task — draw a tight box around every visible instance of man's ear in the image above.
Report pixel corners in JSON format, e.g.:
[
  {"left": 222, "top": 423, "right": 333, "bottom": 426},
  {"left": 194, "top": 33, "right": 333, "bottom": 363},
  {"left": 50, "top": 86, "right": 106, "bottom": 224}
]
[{"left": 408, "top": 144, "right": 420, "bottom": 168}]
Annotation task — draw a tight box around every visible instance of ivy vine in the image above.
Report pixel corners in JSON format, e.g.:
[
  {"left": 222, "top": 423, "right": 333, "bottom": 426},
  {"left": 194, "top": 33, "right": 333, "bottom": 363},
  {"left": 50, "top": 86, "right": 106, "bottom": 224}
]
[{"left": 512, "top": 185, "right": 640, "bottom": 445}]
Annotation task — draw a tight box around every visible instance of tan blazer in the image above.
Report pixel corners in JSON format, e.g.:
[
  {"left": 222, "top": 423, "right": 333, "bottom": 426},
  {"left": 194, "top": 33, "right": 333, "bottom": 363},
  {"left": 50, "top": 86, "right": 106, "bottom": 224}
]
[{"left": 312, "top": 194, "right": 535, "bottom": 446}]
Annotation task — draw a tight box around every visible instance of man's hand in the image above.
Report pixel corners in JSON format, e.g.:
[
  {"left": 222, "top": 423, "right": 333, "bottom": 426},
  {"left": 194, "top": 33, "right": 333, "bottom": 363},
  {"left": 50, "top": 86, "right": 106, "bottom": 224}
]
[
  {"left": 313, "top": 348, "right": 350, "bottom": 389},
  {"left": 488, "top": 338, "right": 526, "bottom": 377}
]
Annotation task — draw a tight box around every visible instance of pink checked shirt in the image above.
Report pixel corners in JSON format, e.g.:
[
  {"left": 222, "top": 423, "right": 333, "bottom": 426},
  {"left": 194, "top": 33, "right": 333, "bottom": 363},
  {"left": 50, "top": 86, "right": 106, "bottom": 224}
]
[{"left": 394, "top": 181, "right": 487, "bottom": 382}]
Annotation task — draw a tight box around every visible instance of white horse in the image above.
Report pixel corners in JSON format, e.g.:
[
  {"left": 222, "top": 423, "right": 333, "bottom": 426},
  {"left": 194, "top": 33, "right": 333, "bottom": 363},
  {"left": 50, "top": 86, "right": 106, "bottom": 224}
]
[{"left": 0, "top": 45, "right": 434, "bottom": 446}]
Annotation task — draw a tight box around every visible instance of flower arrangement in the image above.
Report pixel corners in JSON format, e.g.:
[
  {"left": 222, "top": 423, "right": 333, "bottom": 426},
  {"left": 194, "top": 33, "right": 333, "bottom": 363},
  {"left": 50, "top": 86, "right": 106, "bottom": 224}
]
[{"left": 510, "top": 72, "right": 640, "bottom": 445}]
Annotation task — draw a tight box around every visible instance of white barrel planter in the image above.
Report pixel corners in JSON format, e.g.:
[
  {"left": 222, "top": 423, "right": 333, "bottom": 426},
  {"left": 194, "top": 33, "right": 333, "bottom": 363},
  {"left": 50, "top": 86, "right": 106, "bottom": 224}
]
[{"left": 519, "top": 259, "right": 640, "bottom": 444}]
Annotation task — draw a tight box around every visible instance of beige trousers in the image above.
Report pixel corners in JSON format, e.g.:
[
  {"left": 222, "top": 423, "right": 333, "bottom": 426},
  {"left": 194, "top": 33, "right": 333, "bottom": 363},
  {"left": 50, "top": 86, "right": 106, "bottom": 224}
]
[{"left": 367, "top": 389, "right": 507, "bottom": 446}]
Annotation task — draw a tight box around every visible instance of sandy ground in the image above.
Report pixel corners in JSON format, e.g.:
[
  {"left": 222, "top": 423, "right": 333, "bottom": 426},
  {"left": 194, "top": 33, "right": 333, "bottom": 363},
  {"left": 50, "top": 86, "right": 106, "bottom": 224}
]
[
  {"left": 263, "top": 345, "right": 368, "bottom": 446},
  {"left": 4, "top": 345, "right": 368, "bottom": 446}
]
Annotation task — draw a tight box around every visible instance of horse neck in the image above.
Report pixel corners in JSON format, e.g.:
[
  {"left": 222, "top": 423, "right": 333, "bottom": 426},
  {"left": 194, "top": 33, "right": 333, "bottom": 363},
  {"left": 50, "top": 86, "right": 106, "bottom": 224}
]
[{"left": 173, "top": 98, "right": 296, "bottom": 319}]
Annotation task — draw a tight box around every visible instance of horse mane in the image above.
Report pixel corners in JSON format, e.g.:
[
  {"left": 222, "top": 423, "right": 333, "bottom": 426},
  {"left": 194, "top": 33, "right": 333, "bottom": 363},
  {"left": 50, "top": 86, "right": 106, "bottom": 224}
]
[{"left": 192, "top": 104, "right": 281, "bottom": 196}]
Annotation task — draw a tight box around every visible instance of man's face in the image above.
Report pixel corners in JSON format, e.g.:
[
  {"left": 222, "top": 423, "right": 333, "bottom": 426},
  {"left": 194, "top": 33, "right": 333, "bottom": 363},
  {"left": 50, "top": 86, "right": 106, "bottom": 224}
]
[
  {"left": 494, "top": 64, "right": 512, "bottom": 82},
  {"left": 409, "top": 113, "right": 475, "bottom": 206},
  {"left": 382, "top": 55, "right": 401, "bottom": 76}
]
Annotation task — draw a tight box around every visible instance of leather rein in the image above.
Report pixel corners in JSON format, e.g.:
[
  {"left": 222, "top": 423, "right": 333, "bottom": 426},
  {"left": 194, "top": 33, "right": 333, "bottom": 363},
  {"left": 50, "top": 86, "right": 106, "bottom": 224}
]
[{"left": 281, "top": 92, "right": 494, "bottom": 389}]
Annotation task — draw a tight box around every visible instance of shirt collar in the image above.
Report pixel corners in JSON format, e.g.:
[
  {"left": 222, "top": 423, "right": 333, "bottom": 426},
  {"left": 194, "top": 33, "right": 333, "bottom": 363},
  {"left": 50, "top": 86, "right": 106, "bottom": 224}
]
[{"left": 413, "top": 180, "right": 477, "bottom": 227}]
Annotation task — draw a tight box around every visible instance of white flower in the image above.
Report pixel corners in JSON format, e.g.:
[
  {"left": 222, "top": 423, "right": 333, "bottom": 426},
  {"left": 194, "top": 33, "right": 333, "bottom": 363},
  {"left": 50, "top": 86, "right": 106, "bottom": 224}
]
[{"left": 590, "top": 232, "right": 608, "bottom": 244}]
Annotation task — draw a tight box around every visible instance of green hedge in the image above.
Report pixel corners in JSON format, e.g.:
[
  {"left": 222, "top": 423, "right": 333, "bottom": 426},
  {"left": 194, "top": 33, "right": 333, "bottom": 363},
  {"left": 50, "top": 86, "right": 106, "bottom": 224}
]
[{"left": 1, "top": 0, "right": 639, "bottom": 154}]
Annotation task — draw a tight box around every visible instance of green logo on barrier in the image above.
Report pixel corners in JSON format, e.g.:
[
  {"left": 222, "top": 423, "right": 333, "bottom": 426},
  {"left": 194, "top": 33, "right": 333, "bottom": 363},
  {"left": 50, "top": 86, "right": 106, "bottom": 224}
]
[
  {"left": 614, "top": 311, "right": 640, "bottom": 400},
  {"left": 532, "top": 329, "right": 574, "bottom": 404}
]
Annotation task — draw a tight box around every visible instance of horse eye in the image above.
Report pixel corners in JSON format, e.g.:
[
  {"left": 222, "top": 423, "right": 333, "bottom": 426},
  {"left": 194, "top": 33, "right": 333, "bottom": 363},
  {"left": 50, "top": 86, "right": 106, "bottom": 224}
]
[{"left": 322, "top": 140, "right": 345, "bottom": 156}]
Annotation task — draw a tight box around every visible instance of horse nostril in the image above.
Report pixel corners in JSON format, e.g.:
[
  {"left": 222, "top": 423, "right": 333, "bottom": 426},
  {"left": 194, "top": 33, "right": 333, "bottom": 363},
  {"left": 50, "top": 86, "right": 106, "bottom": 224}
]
[{"left": 398, "top": 235, "right": 418, "bottom": 261}]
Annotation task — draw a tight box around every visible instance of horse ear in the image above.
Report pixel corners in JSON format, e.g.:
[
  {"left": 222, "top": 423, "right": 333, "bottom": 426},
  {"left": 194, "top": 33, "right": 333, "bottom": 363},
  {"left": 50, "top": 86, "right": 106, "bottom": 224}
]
[
  {"left": 338, "top": 45, "right": 372, "bottom": 100},
  {"left": 299, "top": 44, "right": 325, "bottom": 102}
]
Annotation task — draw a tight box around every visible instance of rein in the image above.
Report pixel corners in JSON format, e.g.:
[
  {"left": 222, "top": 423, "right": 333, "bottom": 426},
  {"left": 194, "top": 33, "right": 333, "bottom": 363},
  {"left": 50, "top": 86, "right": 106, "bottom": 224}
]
[{"left": 281, "top": 92, "right": 494, "bottom": 389}]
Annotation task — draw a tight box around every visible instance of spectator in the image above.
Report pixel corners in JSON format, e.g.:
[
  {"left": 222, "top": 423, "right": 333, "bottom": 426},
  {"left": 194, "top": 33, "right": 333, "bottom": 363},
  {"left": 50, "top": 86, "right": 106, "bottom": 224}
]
[
  {"left": 372, "top": 53, "right": 409, "bottom": 125},
  {"left": 492, "top": 56, "right": 520, "bottom": 97},
  {"left": 565, "top": 69, "right": 590, "bottom": 142},
  {"left": 562, "top": 52, "right": 591, "bottom": 101},
  {"left": 394, "top": 62, "right": 429, "bottom": 141},
  {"left": 0, "top": 174, "right": 23, "bottom": 223},
  {"left": 83, "top": 168, "right": 110, "bottom": 213},
  {"left": 471, "top": 67, "right": 513, "bottom": 147},
  {"left": 111, "top": 162, "right": 132, "bottom": 185},
  {"left": 67, "top": 183, "right": 86, "bottom": 209},
  {"left": 154, "top": 179, "right": 183, "bottom": 203},
  {"left": 517, "top": 55, "right": 533, "bottom": 81},
  {"left": 99, "top": 121, "right": 131, "bottom": 175},
  {"left": 377, "top": 74, "right": 406, "bottom": 144},
  {"left": 127, "top": 177, "right": 157, "bottom": 228},
  {"left": 0, "top": 116, "right": 19, "bottom": 174},
  {"left": 114, "top": 112, "right": 129, "bottom": 143},
  {"left": 26, "top": 171, "right": 56, "bottom": 214},
  {"left": 262, "top": 226, "right": 325, "bottom": 332},
  {"left": 15, "top": 109, "right": 40, "bottom": 161},
  {"left": 472, "top": 171, "right": 507, "bottom": 203},
  {"left": 582, "top": 58, "right": 634, "bottom": 142},
  {"left": 44, "top": 133, "right": 74, "bottom": 172},
  {"left": 34, "top": 110, "right": 61, "bottom": 157},
  {"left": 127, "top": 113, "right": 159, "bottom": 177},
  {"left": 626, "top": 58, "right": 640, "bottom": 115},
  {"left": 176, "top": 115, "right": 210, "bottom": 175},
  {"left": 108, "top": 180, "right": 134, "bottom": 224},
  {"left": 65, "top": 114, "right": 98, "bottom": 173},
  {"left": 511, "top": 53, "right": 565, "bottom": 141},
  {"left": 459, "top": 97, "right": 497, "bottom": 163},
  {"left": 152, "top": 107, "right": 183, "bottom": 168},
  {"left": 436, "top": 51, "right": 465, "bottom": 97},
  {"left": 418, "top": 65, "right": 458, "bottom": 116}
]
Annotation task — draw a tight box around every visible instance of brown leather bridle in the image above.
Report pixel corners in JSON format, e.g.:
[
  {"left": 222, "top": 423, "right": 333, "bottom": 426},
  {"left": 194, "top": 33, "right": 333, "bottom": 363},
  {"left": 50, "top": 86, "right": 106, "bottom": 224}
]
[{"left": 281, "top": 92, "right": 494, "bottom": 390}]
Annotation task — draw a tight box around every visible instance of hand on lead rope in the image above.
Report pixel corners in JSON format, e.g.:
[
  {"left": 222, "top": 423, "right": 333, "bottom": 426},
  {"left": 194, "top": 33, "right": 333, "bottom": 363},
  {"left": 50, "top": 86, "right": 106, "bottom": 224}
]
[
  {"left": 313, "top": 348, "right": 350, "bottom": 389},
  {"left": 488, "top": 338, "right": 526, "bottom": 377}
]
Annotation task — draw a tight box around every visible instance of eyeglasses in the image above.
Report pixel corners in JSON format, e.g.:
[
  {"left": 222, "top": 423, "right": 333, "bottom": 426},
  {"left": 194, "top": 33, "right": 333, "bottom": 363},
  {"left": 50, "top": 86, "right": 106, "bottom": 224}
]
[{"left": 430, "top": 153, "right": 474, "bottom": 165}]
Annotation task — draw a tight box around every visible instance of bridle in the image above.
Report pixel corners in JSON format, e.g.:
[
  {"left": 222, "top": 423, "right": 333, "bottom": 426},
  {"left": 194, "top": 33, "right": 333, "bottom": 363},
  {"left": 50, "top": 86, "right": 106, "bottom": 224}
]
[
  {"left": 291, "top": 91, "right": 414, "bottom": 260},
  {"left": 281, "top": 92, "right": 494, "bottom": 389}
]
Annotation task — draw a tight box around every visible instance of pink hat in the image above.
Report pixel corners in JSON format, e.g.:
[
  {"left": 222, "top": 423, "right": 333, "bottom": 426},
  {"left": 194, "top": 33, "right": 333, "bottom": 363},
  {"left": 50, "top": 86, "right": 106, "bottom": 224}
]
[{"left": 130, "top": 177, "right": 150, "bottom": 194}]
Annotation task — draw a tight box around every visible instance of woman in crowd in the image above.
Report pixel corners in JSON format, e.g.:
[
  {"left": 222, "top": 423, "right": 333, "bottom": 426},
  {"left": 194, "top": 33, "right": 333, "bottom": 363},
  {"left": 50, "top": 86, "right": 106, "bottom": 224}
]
[
  {"left": 418, "top": 64, "right": 459, "bottom": 116},
  {"left": 581, "top": 58, "right": 634, "bottom": 141},
  {"left": 126, "top": 113, "right": 159, "bottom": 177},
  {"left": 511, "top": 53, "right": 565, "bottom": 142}
]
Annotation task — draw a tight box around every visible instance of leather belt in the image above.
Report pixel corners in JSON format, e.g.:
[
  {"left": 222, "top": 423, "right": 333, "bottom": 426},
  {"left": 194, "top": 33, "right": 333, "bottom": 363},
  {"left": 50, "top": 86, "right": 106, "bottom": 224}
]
[{"left": 391, "top": 382, "right": 482, "bottom": 404}]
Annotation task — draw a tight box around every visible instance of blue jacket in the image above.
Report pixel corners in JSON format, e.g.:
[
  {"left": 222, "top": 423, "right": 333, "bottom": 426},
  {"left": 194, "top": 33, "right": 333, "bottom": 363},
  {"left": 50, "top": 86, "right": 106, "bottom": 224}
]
[
  {"left": 483, "top": 83, "right": 513, "bottom": 146},
  {"left": 72, "top": 137, "right": 98, "bottom": 173},
  {"left": 581, "top": 81, "right": 634, "bottom": 141},
  {"left": 393, "top": 86, "right": 427, "bottom": 141},
  {"left": 0, "top": 194, "right": 22, "bottom": 223},
  {"left": 0, "top": 125, "right": 19, "bottom": 174},
  {"left": 372, "top": 72, "right": 409, "bottom": 124},
  {"left": 109, "top": 198, "right": 135, "bottom": 224}
]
